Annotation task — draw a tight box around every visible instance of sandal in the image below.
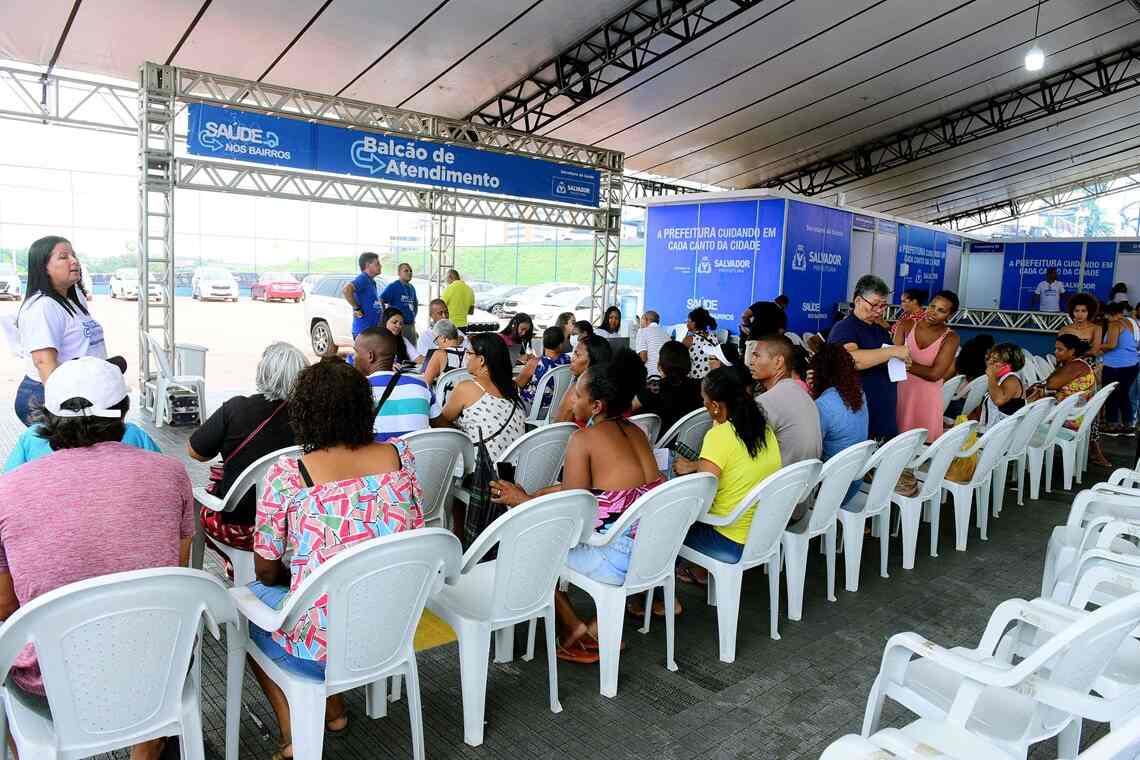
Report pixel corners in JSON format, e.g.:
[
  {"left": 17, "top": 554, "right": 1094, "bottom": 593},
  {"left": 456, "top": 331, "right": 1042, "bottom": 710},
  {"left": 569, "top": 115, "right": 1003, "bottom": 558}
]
[
  {"left": 675, "top": 567, "right": 708, "bottom": 586},
  {"left": 578, "top": 629, "right": 624, "bottom": 652},
  {"left": 626, "top": 598, "right": 683, "bottom": 619},
  {"left": 556, "top": 640, "right": 600, "bottom": 664},
  {"left": 325, "top": 709, "right": 350, "bottom": 736}
]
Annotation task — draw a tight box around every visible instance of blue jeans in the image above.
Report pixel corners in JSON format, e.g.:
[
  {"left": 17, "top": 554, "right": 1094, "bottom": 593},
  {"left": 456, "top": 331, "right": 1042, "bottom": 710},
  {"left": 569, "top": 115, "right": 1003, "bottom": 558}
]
[
  {"left": 683, "top": 522, "right": 744, "bottom": 563},
  {"left": 14, "top": 376, "right": 44, "bottom": 427},
  {"left": 566, "top": 532, "right": 634, "bottom": 585},
  {"left": 247, "top": 582, "right": 326, "bottom": 679}
]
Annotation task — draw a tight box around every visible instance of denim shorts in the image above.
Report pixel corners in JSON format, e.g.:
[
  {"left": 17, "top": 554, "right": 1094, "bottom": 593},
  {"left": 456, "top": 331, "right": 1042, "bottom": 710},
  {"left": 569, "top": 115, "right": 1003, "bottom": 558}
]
[
  {"left": 247, "top": 581, "right": 326, "bottom": 679},
  {"left": 683, "top": 522, "right": 744, "bottom": 563},
  {"left": 14, "top": 376, "right": 44, "bottom": 427},
  {"left": 566, "top": 532, "right": 634, "bottom": 586}
]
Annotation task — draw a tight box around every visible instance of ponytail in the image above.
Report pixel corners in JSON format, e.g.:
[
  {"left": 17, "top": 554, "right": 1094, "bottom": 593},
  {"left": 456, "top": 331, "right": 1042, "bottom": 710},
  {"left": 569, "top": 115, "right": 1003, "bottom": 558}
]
[{"left": 702, "top": 367, "right": 768, "bottom": 458}]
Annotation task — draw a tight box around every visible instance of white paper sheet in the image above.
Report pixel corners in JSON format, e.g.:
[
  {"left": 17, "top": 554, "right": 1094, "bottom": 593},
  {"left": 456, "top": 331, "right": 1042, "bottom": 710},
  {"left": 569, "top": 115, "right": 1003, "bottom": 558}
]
[{"left": 883, "top": 343, "right": 908, "bottom": 382}]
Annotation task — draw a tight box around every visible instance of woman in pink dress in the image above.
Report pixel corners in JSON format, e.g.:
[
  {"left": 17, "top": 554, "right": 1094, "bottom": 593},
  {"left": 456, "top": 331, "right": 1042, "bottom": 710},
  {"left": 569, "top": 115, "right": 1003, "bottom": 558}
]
[{"left": 894, "top": 290, "right": 961, "bottom": 442}]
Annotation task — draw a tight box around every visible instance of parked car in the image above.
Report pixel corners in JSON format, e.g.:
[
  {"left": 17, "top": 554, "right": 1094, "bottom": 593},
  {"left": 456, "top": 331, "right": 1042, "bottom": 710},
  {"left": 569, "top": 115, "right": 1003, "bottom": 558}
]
[
  {"left": 300, "top": 274, "right": 323, "bottom": 300},
  {"left": 476, "top": 285, "right": 527, "bottom": 316},
  {"left": 191, "top": 267, "right": 239, "bottom": 301},
  {"left": 305, "top": 274, "right": 500, "bottom": 356},
  {"left": 109, "top": 268, "right": 162, "bottom": 301},
  {"left": 0, "top": 261, "right": 21, "bottom": 300},
  {"left": 251, "top": 271, "right": 304, "bottom": 302},
  {"left": 531, "top": 289, "right": 592, "bottom": 329},
  {"left": 500, "top": 282, "right": 586, "bottom": 318}
]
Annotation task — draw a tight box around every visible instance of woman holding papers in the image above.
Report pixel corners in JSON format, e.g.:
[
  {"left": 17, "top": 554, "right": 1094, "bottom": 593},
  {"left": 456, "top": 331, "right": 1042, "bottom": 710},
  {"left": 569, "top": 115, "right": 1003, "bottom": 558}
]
[{"left": 894, "top": 290, "right": 961, "bottom": 442}]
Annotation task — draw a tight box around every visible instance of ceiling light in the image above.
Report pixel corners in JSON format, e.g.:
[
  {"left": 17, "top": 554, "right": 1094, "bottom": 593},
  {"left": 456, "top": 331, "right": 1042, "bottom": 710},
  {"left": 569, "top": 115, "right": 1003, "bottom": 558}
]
[{"left": 1025, "top": 46, "right": 1045, "bottom": 71}]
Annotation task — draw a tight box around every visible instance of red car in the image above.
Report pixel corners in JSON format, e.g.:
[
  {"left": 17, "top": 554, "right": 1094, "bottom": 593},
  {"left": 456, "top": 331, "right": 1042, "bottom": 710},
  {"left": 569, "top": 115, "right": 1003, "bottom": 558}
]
[{"left": 251, "top": 272, "right": 304, "bottom": 302}]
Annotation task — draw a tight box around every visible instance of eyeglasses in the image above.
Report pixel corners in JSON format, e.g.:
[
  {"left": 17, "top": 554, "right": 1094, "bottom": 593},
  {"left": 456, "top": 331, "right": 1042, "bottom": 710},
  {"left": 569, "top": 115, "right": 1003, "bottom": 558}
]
[{"left": 858, "top": 295, "right": 888, "bottom": 312}]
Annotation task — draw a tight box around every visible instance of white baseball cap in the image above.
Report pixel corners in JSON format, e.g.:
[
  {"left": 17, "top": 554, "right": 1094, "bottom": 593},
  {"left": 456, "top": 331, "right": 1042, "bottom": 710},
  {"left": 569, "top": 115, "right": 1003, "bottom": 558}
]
[{"left": 44, "top": 356, "right": 128, "bottom": 418}]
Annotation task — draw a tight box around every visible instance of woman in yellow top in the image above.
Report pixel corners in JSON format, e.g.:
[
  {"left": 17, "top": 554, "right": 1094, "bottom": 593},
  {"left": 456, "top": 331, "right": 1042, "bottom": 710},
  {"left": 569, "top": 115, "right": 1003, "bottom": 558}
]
[{"left": 673, "top": 366, "right": 782, "bottom": 580}]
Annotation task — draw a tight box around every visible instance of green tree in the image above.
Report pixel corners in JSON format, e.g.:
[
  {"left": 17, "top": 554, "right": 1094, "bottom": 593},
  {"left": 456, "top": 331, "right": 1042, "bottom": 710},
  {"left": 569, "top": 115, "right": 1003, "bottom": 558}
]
[{"left": 1081, "top": 200, "right": 1115, "bottom": 237}]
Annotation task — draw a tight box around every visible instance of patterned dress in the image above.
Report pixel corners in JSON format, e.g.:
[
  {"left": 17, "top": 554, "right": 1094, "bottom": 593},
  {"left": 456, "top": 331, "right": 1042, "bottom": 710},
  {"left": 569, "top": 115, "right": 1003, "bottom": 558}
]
[
  {"left": 455, "top": 381, "right": 526, "bottom": 461},
  {"left": 252, "top": 438, "right": 425, "bottom": 661},
  {"left": 1056, "top": 357, "right": 1097, "bottom": 432}
]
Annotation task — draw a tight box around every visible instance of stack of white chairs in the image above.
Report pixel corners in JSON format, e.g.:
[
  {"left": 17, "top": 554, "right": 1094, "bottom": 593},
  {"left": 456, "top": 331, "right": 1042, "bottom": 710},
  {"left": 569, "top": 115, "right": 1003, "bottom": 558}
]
[{"left": 144, "top": 333, "right": 207, "bottom": 427}]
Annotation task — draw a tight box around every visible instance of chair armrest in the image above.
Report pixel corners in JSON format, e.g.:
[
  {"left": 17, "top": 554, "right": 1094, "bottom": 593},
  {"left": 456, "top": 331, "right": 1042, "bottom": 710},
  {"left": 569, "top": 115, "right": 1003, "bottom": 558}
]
[
  {"left": 975, "top": 598, "right": 1080, "bottom": 656},
  {"left": 193, "top": 486, "right": 227, "bottom": 513},
  {"left": 1107, "top": 468, "right": 1140, "bottom": 487},
  {"left": 881, "top": 632, "right": 1019, "bottom": 688},
  {"left": 229, "top": 586, "right": 287, "bottom": 633}
]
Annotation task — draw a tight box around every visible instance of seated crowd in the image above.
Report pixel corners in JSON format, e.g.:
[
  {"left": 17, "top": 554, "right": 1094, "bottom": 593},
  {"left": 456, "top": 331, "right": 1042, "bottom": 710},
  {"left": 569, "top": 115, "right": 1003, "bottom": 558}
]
[{"left": 1, "top": 269, "right": 1133, "bottom": 758}]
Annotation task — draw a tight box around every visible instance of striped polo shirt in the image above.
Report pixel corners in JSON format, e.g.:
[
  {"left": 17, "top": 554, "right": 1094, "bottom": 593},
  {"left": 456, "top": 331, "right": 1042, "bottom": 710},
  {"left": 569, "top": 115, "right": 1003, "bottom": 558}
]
[{"left": 366, "top": 371, "right": 438, "bottom": 442}]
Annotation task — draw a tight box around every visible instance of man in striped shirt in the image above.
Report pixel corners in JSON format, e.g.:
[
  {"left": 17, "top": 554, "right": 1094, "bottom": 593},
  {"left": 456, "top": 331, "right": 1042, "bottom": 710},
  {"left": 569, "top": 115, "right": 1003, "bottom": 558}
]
[
  {"left": 635, "top": 310, "right": 670, "bottom": 377},
  {"left": 353, "top": 327, "right": 439, "bottom": 441}
]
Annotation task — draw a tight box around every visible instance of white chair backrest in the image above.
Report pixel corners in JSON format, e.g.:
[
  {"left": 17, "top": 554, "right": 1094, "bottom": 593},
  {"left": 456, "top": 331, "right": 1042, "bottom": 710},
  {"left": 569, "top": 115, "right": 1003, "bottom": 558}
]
[
  {"left": 217, "top": 445, "right": 302, "bottom": 512},
  {"left": 629, "top": 413, "right": 662, "bottom": 445},
  {"left": 525, "top": 364, "right": 574, "bottom": 424},
  {"left": 859, "top": 429, "right": 927, "bottom": 513},
  {"left": 145, "top": 333, "right": 175, "bottom": 379},
  {"left": 1020, "top": 359, "right": 1039, "bottom": 385},
  {"left": 497, "top": 422, "right": 576, "bottom": 494},
  {"left": 959, "top": 376, "right": 989, "bottom": 418},
  {"left": 1074, "top": 383, "right": 1117, "bottom": 437},
  {"left": 786, "top": 332, "right": 804, "bottom": 347},
  {"left": 278, "top": 529, "right": 461, "bottom": 692},
  {"left": 618, "top": 474, "right": 719, "bottom": 588},
  {"left": 806, "top": 441, "right": 877, "bottom": 533},
  {"left": 715, "top": 328, "right": 729, "bottom": 344},
  {"left": 914, "top": 422, "right": 978, "bottom": 501},
  {"left": 1037, "top": 393, "right": 1084, "bottom": 448},
  {"left": 0, "top": 568, "right": 236, "bottom": 754},
  {"left": 1005, "top": 397, "right": 1055, "bottom": 458},
  {"left": 802, "top": 331, "right": 816, "bottom": 346},
  {"left": 460, "top": 490, "right": 595, "bottom": 624},
  {"left": 434, "top": 367, "right": 472, "bottom": 408},
  {"left": 740, "top": 459, "right": 822, "bottom": 564},
  {"left": 1065, "top": 489, "right": 1140, "bottom": 533},
  {"left": 941, "top": 375, "right": 965, "bottom": 412},
  {"left": 0, "top": 314, "right": 22, "bottom": 358},
  {"left": 402, "top": 430, "right": 472, "bottom": 525},
  {"left": 965, "top": 413, "right": 1021, "bottom": 486},
  {"left": 658, "top": 407, "right": 713, "bottom": 453}
]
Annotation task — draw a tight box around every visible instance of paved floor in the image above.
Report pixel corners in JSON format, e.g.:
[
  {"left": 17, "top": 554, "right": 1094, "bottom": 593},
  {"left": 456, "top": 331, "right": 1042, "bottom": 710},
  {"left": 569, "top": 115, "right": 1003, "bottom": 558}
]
[{"left": 0, "top": 401, "right": 1131, "bottom": 760}]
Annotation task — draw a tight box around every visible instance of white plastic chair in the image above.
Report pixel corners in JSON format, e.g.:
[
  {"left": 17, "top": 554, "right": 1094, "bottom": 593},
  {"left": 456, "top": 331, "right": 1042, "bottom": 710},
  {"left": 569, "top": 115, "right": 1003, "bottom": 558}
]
[
  {"left": 657, "top": 407, "right": 713, "bottom": 453},
  {"left": 1041, "top": 488, "right": 1140, "bottom": 599},
  {"left": 0, "top": 314, "right": 21, "bottom": 358},
  {"left": 0, "top": 568, "right": 243, "bottom": 760},
  {"left": 941, "top": 375, "right": 965, "bottom": 414},
  {"left": 839, "top": 429, "right": 927, "bottom": 592},
  {"left": 496, "top": 422, "right": 576, "bottom": 495},
  {"left": 782, "top": 441, "right": 876, "bottom": 621},
  {"left": 897, "top": 422, "right": 977, "bottom": 568},
  {"left": 1106, "top": 458, "right": 1140, "bottom": 488},
  {"left": 427, "top": 490, "right": 594, "bottom": 746},
  {"left": 821, "top": 718, "right": 1015, "bottom": 759},
  {"left": 990, "top": 397, "right": 1054, "bottom": 517},
  {"left": 191, "top": 445, "right": 301, "bottom": 586},
  {"left": 678, "top": 459, "right": 822, "bottom": 662},
  {"left": 1056, "top": 383, "right": 1117, "bottom": 489},
  {"left": 939, "top": 413, "right": 1020, "bottom": 551},
  {"left": 629, "top": 412, "right": 662, "bottom": 444},
  {"left": 403, "top": 429, "right": 473, "bottom": 528},
  {"left": 1026, "top": 393, "right": 1084, "bottom": 499},
  {"left": 233, "top": 529, "right": 462, "bottom": 760},
  {"left": 861, "top": 593, "right": 1140, "bottom": 759},
  {"left": 786, "top": 332, "right": 804, "bottom": 347},
  {"left": 1019, "top": 361, "right": 1038, "bottom": 385},
  {"left": 434, "top": 367, "right": 472, "bottom": 408},
  {"left": 715, "top": 328, "right": 729, "bottom": 344},
  {"left": 957, "top": 376, "right": 988, "bottom": 419},
  {"left": 561, "top": 473, "right": 717, "bottom": 697},
  {"left": 802, "top": 331, "right": 817, "bottom": 346},
  {"left": 525, "top": 364, "right": 574, "bottom": 426},
  {"left": 144, "top": 333, "right": 206, "bottom": 427}
]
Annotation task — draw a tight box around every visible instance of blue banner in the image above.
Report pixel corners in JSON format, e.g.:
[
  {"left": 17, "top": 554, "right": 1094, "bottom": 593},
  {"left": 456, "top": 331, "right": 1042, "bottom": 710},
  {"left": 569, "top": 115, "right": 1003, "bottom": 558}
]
[
  {"left": 782, "top": 201, "right": 852, "bottom": 334},
  {"left": 894, "top": 224, "right": 947, "bottom": 299},
  {"left": 1119, "top": 242, "right": 1140, "bottom": 254},
  {"left": 187, "top": 103, "right": 601, "bottom": 206},
  {"left": 643, "top": 199, "right": 784, "bottom": 332},
  {"left": 1083, "top": 242, "right": 1117, "bottom": 301},
  {"left": 999, "top": 241, "right": 1084, "bottom": 310}
]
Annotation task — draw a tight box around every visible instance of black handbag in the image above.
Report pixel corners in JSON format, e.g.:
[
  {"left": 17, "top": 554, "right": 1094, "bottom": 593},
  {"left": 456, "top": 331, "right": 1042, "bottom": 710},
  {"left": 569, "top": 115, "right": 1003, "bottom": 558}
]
[{"left": 462, "top": 403, "right": 519, "bottom": 550}]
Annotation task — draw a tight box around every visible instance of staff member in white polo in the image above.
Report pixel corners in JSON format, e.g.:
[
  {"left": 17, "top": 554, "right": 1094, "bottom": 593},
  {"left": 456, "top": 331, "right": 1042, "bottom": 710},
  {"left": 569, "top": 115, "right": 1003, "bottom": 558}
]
[
  {"left": 1034, "top": 267, "right": 1065, "bottom": 313},
  {"left": 14, "top": 236, "right": 108, "bottom": 426}
]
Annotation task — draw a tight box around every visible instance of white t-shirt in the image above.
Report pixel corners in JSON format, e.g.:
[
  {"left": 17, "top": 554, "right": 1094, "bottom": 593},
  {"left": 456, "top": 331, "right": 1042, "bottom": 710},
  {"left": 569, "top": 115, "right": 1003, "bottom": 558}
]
[
  {"left": 17, "top": 293, "right": 106, "bottom": 381},
  {"left": 635, "top": 322, "right": 670, "bottom": 377},
  {"left": 1113, "top": 292, "right": 1130, "bottom": 303},
  {"left": 1035, "top": 280, "right": 1064, "bottom": 312}
]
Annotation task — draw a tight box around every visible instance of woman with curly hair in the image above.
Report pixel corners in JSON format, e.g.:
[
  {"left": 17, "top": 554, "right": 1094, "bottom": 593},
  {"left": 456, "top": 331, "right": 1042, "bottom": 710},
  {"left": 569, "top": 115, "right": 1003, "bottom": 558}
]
[
  {"left": 1060, "top": 292, "right": 1103, "bottom": 356},
  {"left": 980, "top": 342, "right": 1025, "bottom": 430},
  {"left": 811, "top": 344, "right": 868, "bottom": 505},
  {"left": 249, "top": 358, "right": 425, "bottom": 757}
]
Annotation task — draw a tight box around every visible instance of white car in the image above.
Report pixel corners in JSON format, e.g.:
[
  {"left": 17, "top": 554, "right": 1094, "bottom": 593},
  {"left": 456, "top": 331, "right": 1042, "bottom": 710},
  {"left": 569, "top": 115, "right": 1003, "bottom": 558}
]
[
  {"left": 109, "top": 268, "right": 163, "bottom": 301},
  {"left": 300, "top": 274, "right": 322, "bottom": 300},
  {"left": 304, "top": 274, "right": 499, "bottom": 355},
  {"left": 500, "top": 282, "right": 586, "bottom": 318},
  {"left": 0, "top": 261, "right": 22, "bottom": 300},
  {"left": 191, "top": 267, "right": 240, "bottom": 301}
]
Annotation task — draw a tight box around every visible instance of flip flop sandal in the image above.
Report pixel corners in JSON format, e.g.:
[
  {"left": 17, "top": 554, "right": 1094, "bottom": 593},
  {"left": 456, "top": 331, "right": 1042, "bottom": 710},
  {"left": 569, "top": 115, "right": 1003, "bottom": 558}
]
[
  {"left": 675, "top": 567, "right": 708, "bottom": 586},
  {"left": 556, "top": 641, "right": 600, "bottom": 664},
  {"left": 626, "top": 600, "right": 683, "bottom": 619},
  {"left": 579, "top": 631, "right": 624, "bottom": 652},
  {"left": 326, "top": 712, "right": 350, "bottom": 737}
]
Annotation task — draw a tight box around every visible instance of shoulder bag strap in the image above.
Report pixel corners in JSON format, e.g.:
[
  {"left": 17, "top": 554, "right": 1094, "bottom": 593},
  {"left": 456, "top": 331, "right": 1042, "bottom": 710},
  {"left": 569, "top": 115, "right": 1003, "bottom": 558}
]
[
  {"left": 222, "top": 401, "right": 287, "bottom": 465},
  {"left": 481, "top": 399, "right": 520, "bottom": 444},
  {"left": 375, "top": 370, "right": 403, "bottom": 412}
]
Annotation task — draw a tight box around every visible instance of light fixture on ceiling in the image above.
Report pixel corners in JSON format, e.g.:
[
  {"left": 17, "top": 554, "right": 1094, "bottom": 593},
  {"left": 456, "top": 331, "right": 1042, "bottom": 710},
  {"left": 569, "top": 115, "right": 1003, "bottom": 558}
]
[{"left": 1025, "top": 0, "right": 1045, "bottom": 71}]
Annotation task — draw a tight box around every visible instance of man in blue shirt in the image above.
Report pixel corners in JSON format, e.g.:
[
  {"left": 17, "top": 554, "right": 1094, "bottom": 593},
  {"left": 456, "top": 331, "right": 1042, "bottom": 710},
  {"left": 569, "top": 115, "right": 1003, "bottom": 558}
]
[
  {"left": 381, "top": 262, "right": 419, "bottom": 343},
  {"left": 343, "top": 251, "right": 382, "bottom": 338}
]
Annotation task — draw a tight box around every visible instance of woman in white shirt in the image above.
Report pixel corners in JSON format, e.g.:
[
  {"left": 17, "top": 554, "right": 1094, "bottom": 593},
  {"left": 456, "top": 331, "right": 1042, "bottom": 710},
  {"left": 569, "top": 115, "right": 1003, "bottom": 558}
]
[
  {"left": 594, "top": 306, "right": 622, "bottom": 338},
  {"left": 14, "top": 236, "right": 108, "bottom": 426}
]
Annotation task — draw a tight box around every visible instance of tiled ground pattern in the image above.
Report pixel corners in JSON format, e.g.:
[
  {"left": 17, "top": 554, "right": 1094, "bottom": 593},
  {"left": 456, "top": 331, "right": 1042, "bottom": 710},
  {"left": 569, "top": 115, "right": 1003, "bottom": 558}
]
[{"left": 1, "top": 402, "right": 1129, "bottom": 760}]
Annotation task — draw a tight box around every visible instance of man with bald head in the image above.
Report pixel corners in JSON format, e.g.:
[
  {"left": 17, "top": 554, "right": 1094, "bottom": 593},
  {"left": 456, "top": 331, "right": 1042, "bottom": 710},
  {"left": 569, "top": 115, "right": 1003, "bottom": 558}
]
[
  {"left": 354, "top": 327, "right": 436, "bottom": 441},
  {"left": 750, "top": 334, "right": 821, "bottom": 465},
  {"left": 441, "top": 268, "right": 475, "bottom": 329},
  {"left": 635, "top": 310, "right": 669, "bottom": 376}
]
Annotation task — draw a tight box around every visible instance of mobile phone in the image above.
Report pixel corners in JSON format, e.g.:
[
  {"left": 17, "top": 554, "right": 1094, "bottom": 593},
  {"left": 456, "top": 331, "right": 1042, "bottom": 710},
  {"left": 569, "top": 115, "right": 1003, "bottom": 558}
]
[
  {"left": 496, "top": 462, "right": 516, "bottom": 483},
  {"left": 669, "top": 440, "right": 700, "bottom": 461}
]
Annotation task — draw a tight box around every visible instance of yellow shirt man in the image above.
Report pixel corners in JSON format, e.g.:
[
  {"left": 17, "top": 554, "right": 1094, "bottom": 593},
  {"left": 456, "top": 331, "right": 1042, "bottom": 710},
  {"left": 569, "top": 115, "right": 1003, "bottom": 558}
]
[{"left": 441, "top": 276, "right": 475, "bottom": 328}]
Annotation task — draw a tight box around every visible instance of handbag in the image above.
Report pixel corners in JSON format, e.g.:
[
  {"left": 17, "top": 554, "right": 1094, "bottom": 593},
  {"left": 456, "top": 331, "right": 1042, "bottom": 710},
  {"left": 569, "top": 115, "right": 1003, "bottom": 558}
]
[
  {"left": 945, "top": 415, "right": 980, "bottom": 483},
  {"left": 206, "top": 401, "right": 288, "bottom": 496},
  {"left": 462, "top": 401, "right": 520, "bottom": 549}
]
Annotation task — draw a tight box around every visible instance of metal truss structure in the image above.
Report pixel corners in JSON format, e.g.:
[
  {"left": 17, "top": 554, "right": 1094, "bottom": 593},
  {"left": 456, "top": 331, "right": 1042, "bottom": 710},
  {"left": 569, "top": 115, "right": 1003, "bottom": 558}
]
[
  {"left": 878, "top": 304, "right": 1071, "bottom": 333},
  {"left": 467, "top": 0, "right": 761, "bottom": 133},
  {"left": 134, "top": 62, "right": 624, "bottom": 387},
  {"left": 763, "top": 42, "right": 1140, "bottom": 196},
  {"left": 932, "top": 162, "right": 1140, "bottom": 232},
  {"left": 621, "top": 174, "right": 706, "bottom": 205}
]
